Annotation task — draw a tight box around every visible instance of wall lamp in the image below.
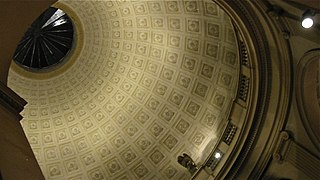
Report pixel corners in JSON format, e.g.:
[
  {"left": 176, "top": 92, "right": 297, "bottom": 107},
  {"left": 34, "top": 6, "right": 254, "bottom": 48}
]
[
  {"left": 301, "top": 9, "right": 316, "bottom": 29},
  {"left": 266, "top": 3, "right": 318, "bottom": 30}
]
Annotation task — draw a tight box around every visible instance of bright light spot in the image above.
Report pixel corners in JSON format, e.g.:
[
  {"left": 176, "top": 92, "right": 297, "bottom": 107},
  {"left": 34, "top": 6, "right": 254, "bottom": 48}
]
[
  {"left": 302, "top": 17, "right": 314, "bottom": 28},
  {"left": 53, "top": 19, "right": 67, "bottom": 26},
  {"left": 214, "top": 152, "right": 221, "bottom": 159},
  {"left": 42, "top": 9, "right": 66, "bottom": 28}
]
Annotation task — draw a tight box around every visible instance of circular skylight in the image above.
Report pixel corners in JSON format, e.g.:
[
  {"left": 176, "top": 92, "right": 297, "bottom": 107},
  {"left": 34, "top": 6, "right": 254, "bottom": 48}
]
[{"left": 13, "top": 7, "right": 74, "bottom": 70}]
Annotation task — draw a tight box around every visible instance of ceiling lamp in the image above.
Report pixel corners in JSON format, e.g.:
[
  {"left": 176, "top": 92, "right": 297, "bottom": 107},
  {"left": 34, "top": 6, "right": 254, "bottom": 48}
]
[{"left": 301, "top": 10, "right": 316, "bottom": 29}]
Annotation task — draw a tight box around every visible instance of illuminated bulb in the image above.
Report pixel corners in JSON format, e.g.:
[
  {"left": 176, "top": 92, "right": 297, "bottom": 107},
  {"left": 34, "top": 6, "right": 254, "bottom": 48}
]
[
  {"left": 214, "top": 152, "right": 221, "bottom": 159},
  {"left": 302, "top": 17, "right": 314, "bottom": 28}
]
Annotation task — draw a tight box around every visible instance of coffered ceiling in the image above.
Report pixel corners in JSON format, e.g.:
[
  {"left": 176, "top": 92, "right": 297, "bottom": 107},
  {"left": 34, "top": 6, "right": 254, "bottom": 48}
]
[{"left": 8, "top": 0, "right": 239, "bottom": 179}]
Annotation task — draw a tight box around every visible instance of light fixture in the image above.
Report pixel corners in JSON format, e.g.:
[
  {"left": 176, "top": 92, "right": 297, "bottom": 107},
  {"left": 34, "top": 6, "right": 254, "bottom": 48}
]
[
  {"left": 214, "top": 152, "right": 222, "bottom": 159},
  {"left": 206, "top": 150, "right": 224, "bottom": 171},
  {"left": 302, "top": 10, "right": 316, "bottom": 29}
]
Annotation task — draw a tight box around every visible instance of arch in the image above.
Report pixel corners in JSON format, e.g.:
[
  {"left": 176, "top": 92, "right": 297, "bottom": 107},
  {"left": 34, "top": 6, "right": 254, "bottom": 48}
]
[{"left": 195, "top": 1, "right": 292, "bottom": 179}]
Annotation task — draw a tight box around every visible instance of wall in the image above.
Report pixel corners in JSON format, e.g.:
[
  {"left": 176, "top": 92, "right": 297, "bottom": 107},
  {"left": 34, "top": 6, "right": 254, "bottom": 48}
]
[{"left": 0, "top": 1, "right": 55, "bottom": 179}]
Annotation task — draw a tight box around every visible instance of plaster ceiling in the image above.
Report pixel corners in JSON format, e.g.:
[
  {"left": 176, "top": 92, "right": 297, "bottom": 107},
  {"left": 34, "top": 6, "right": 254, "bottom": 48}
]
[{"left": 8, "top": 0, "right": 239, "bottom": 179}]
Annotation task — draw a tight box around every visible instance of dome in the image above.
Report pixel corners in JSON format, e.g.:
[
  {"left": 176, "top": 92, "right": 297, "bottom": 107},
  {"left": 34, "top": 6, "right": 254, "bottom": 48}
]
[{"left": 8, "top": 0, "right": 239, "bottom": 179}]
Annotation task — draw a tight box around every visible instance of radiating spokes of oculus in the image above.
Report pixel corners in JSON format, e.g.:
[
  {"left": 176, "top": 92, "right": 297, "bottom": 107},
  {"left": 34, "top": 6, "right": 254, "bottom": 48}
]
[{"left": 13, "top": 7, "right": 74, "bottom": 70}]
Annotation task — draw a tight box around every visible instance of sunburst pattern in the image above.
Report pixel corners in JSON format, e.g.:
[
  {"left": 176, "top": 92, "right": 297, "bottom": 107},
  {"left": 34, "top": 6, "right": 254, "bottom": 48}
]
[{"left": 13, "top": 7, "right": 73, "bottom": 70}]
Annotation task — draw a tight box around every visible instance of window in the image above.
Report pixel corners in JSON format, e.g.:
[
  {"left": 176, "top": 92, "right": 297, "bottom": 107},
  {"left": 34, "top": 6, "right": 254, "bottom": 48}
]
[{"left": 13, "top": 7, "right": 74, "bottom": 71}]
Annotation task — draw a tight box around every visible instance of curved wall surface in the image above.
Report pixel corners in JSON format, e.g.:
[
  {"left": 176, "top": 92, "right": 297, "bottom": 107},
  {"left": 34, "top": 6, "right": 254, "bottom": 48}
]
[{"left": 8, "top": 0, "right": 239, "bottom": 179}]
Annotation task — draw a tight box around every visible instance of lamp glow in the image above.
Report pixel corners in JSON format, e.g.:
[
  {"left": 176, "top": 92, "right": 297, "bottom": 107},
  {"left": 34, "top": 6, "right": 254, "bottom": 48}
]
[
  {"left": 214, "top": 152, "right": 221, "bottom": 159},
  {"left": 302, "top": 17, "right": 314, "bottom": 28},
  {"left": 302, "top": 10, "right": 316, "bottom": 29}
]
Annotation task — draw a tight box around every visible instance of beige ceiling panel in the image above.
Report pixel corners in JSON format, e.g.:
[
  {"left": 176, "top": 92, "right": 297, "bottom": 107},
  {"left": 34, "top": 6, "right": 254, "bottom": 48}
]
[{"left": 8, "top": 0, "right": 239, "bottom": 179}]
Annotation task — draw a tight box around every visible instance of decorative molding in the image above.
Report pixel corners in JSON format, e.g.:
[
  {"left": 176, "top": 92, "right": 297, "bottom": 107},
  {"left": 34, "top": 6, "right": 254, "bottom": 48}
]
[
  {"left": 284, "top": 140, "right": 320, "bottom": 180},
  {"left": 273, "top": 131, "right": 290, "bottom": 162},
  {"left": 0, "top": 81, "right": 26, "bottom": 120},
  {"left": 213, "top": 0, "right": 291, "bottom": 179},
  {"left": 223, "top": 121, "right": 237, "bottom": 145},
  {"left": 220, "top": 0, "right": 272, "bottom": 179},
  {"left": 239, "top": 41, "right": 249, "bottom": 67},
  {"left": 238, "top": 74, "right": 250, "bottom": 102},
  {"left": 273, "top": 131, "right": 320, "bottom": 180}
]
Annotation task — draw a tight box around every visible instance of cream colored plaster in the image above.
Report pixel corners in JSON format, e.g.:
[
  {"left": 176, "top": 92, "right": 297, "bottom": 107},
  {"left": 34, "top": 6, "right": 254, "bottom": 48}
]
[{"left": 8, "top": 1, "right": 239, "bottom": 179}]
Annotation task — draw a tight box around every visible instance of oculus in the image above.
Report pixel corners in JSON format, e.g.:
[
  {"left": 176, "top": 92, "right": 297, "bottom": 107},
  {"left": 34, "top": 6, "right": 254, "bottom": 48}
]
[{"left": 13, "top": 7, "right": 74, "bottom": 70}]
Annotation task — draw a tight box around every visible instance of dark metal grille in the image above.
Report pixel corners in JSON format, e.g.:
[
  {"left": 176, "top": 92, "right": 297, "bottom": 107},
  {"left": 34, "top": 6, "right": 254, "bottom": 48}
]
[{"left": 13, "top": 7, "right": 74, "bottom": 70}]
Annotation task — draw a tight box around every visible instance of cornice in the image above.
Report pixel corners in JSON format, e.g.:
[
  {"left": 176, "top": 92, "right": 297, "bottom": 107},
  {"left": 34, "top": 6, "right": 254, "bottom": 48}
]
[
  {"left": 210, "top": 0, "right": 292, "bottom": 179},
  {"left": 225, "top": 2, "right": 271, "bottom": 179},
  {"left": 0, "top": 81, "right": 26, "bottom": 120}
]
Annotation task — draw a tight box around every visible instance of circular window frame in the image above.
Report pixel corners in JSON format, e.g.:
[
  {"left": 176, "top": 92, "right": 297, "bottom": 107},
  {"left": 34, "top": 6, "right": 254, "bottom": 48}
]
[
  {"left": 13, "top": 7, "right": 75, "bottom": 72},
  {"left": 10, "top": 2, "right": 84, "bottom": 79}
]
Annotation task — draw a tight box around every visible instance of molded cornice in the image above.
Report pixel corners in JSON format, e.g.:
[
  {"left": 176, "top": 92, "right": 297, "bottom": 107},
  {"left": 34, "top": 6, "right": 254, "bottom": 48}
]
[
  {"left": 208, "top": 0, "right": 292, "bottom": 179},
  {"left": 0, "top": 81, "right": 26, "bottom": 120}
]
